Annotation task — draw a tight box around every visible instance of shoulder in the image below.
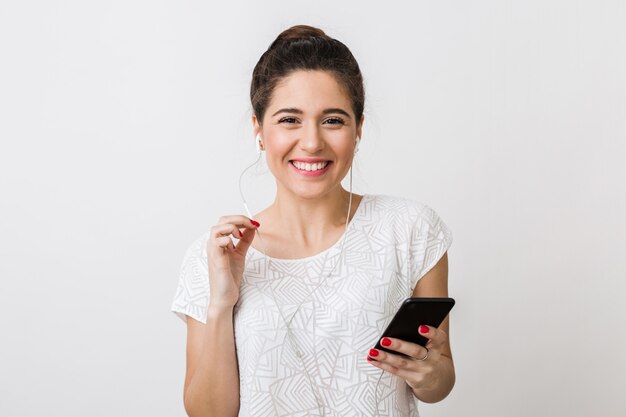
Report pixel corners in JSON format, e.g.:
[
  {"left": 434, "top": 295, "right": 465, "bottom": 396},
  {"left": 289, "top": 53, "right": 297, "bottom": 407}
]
[
  {"left": 365, "top": 193, "right": 451, "bottom": 241},
  {"left": 171, "top": 231, "right": 212, "bottom": 324},
  {"left": 179, "top": 231, "right": 212, "bottom": 280},
  {"left": 365, "top": 193, "right": 432, "bottom": 223},
  {"left": 190, "top": 231, "right": 211, "bottom": 253},
  {"left": 182, "top": 231, "right": 210, "bottom": 262}
]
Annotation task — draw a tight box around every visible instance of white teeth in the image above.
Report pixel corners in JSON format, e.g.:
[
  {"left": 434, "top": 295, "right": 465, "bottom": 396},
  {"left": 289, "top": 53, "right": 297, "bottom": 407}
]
[{"left": 292, "top": 161, "right": 329, "bottom": 171}]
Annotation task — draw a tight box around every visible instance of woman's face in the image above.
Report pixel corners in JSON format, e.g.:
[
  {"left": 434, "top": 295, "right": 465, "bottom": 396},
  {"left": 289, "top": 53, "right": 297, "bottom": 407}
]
[{"left": 253, "top": 70, "right": 363, "bottom": 200}]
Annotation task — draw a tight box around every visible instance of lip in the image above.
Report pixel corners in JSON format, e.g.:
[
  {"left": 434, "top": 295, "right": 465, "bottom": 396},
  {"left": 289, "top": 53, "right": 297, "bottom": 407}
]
[
  {"left": 289, "top": 157, "right": 332, "bottom": 163},
  {"left": 289, "top": 160, "right": 332, "bottom": 177}
]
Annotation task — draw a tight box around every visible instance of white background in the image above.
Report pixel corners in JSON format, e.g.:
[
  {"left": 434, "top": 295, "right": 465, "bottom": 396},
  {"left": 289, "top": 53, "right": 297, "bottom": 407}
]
[{"left": 1, "top": 1, "right": 625, "bottom": 416}]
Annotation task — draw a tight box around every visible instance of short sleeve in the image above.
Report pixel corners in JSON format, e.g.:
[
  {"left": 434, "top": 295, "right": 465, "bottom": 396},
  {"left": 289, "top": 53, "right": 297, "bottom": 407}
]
[
  {"left": 170, "top": 233, "right": 210, "bottom": 324},
  {"left": 408, "top": 204, "right": 453, "bottom": 291}
]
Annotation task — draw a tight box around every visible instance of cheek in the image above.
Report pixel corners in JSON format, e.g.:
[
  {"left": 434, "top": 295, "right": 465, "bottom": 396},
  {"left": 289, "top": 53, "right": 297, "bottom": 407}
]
[
  {"left": 333, "top": 138, "right": 356, "bottom": 159},
  {"left": 263, "top": 129, "right": 295, "bottom": 152}
]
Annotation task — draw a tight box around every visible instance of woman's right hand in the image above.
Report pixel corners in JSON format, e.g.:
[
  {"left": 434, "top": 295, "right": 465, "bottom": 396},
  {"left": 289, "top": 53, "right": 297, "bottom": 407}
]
[{"left": 207, "top": 215, "right": 259, "bottom": 308}]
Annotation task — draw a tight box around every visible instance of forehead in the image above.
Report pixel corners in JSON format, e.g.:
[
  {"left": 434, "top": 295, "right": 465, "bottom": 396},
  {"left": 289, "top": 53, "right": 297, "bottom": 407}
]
[{"left": 267, "top": 70, "right": 352, "bottom": 113}]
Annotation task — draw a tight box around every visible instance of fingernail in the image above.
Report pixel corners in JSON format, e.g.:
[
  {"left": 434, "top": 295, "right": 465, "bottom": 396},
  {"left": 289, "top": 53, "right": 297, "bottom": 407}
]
[
  {"left": 381, "top": 337, "right": 392, "bottom": 347},
  {"left": 251, "top": 220, "right": 260, "bottom": 227},
  {"left": 419, "top": 325, "right": 429, "bottom": 334},
  {"left": 369, "top": 348, "right": 379, "bottom": 357}
]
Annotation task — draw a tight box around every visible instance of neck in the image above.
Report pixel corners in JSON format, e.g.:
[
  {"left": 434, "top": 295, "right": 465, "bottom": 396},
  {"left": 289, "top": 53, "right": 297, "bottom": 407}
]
[{"left": 268, "top": 185, "right": 356, "bottom": 247}]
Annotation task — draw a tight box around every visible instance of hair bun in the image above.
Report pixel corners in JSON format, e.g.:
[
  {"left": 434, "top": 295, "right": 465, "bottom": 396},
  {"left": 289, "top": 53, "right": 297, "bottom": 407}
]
[
  {"left": 252, "top": 24, "right": 365, "bottom": 125},
  {"left": 272, "top": 25, "right": 328, "bottom": 45}
]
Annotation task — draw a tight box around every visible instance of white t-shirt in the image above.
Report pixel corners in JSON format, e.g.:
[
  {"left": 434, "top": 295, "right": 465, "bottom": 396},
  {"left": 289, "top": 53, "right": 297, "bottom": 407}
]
[{"left": 171, "top": 193, "right": 453, "bottom": 417}]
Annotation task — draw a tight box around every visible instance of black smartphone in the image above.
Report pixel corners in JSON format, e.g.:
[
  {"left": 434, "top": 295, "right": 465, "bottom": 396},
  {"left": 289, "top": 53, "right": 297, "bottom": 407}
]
[{"left": 374, "top": 297, "right": 455, "bottom": 354}]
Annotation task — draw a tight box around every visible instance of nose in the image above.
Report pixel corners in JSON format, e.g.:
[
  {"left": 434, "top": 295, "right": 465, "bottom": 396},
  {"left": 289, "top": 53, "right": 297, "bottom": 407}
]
[{"left": 298, "top": 125, "right": 325, "bottom": 154}]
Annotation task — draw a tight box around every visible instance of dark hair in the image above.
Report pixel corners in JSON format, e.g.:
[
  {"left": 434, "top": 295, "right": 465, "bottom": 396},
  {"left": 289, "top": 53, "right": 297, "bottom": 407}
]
[{"left": 250, "top": 25, "right": 365, "bottom": 125}]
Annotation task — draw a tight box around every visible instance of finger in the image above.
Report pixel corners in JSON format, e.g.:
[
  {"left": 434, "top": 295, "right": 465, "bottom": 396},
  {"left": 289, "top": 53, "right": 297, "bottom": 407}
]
[
  {"left": 211, "top": 223, "right": 244, "bottom": 240},
  {"left": 234, "top": 226, "right": 256, "bottom": 254},
  {"left": 214, "top": 236, "right": 236, "bottom": 252},
  {"left": 216, "top": 215, "right": 261, "bottom": 230},
  {"left": 366, "top": 354, "right": 421, "bottom": 381},
  {"left": 418, "top": 325, "right": 448, "bottom": 349},
  {"left": 368, "top": 347, "right": 417, "bottom": 370},
  {"left": 367, "top": 347, "right": 434, "bottom": 390},
  {"left": 380, "top": 337, "right": 434, "bottom": 360}
]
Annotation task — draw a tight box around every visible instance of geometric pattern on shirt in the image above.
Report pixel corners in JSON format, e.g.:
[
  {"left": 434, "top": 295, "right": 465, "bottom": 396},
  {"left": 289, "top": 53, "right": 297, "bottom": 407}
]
[{"left": 171, "top": 194, "right": 453, "bottom": 416}]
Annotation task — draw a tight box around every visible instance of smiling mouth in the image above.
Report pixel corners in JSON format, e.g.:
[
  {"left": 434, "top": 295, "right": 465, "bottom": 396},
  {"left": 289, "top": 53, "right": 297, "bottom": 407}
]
[{"left": 289, "top": 160, "right": 332, "bottom": 172}]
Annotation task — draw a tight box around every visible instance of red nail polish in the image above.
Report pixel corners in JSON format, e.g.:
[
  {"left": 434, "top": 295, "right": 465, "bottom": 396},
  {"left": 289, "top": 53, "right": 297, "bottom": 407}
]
[
  {"left": 369, "top": 348, "right": 379, "bottom": 357},
  {"left": 381, "top": 337, "right": 392, "bottom": 347},
  {"left": 251, "top": 220, "right": 260, "bottom": 227},
  {"left": 419, "top": 325, "right": 429, "bottom": 334}
]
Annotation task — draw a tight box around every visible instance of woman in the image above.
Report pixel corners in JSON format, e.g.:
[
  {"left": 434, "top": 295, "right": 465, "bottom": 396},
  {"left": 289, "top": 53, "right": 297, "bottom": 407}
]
[{"left": 171, "top": 25, "right": 455, "bottom": 417}]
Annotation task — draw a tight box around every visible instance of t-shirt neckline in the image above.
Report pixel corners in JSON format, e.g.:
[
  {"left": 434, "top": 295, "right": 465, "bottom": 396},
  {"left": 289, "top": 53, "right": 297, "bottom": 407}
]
[{"left": 246, "top": 193, "right": 371, "bottom": 263}]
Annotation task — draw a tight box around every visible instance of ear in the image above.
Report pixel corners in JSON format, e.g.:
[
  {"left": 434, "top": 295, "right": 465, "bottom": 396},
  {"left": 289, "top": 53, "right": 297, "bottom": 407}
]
[
  {"left": 251, "top": 114, "right": 261, "bottom": 137},
  {"left": 356, "top": 115, "right": 364, "bottom": 140}
]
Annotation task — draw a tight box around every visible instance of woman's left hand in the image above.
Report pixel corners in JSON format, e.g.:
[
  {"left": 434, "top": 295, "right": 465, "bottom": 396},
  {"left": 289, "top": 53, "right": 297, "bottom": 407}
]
[{"left": 367, "top": 324, "right": 452, "bottom": 394}]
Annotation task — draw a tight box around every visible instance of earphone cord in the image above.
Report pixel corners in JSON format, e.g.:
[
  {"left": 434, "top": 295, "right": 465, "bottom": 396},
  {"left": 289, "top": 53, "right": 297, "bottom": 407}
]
[
  {"left": 238, "top": 154, "right": 384, "bottom": 417},
  {"left": 238, "top": 152, "right": 263, "bottom": 227}
]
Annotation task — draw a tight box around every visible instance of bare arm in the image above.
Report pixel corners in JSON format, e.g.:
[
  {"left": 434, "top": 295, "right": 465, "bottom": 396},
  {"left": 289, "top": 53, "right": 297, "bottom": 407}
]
[
  {"left": 367, "top": 252, "right": 456, "bottom": 403},
  {"left": 183, "top": 306, "right": 239, "bottom": 417},
  {"left": 181, "top": 215, "right": 259, "bottom": 416},
  {"left": 409, "top": 252, "right": 455, "bottom": 403}
]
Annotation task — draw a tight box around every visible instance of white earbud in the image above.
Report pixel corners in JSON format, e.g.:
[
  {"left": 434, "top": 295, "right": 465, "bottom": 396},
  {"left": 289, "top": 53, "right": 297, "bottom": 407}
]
[
  {"left": 255, "top": 133, "right": 263, "bottom": 153},
  {"left": 354, "top": 136, "right": 361, "bottom": 154}
]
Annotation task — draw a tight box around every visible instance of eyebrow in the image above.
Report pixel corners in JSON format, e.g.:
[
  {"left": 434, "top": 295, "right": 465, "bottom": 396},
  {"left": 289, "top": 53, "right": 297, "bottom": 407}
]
[{"left": 271, "top": 107, "right": 352, "bottom": 118}]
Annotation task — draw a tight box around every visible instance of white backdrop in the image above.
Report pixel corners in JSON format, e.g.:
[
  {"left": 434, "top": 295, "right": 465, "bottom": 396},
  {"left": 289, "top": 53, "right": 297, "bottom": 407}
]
[{"left": 1, "top": 1, "right": 625, "bottom": 416}]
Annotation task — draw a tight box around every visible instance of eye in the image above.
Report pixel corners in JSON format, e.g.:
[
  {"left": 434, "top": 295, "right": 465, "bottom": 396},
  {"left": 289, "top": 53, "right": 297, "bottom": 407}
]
[
  {"left": 323, "top": 117, "right": 345, "bottom": 125},
  {"left": 278, "top": 117, "right": 299, "bottom": 124}
]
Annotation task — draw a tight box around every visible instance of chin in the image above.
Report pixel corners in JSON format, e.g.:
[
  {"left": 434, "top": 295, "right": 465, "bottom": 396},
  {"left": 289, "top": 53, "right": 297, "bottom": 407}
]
[{"left": 288, "top": 182, "right": 345, "bottom": 200}]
